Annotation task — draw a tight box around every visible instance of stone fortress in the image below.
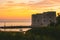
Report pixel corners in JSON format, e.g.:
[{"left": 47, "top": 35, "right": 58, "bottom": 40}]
[{"left": 31, "top": 11, "right": 56, "bottom": 27}]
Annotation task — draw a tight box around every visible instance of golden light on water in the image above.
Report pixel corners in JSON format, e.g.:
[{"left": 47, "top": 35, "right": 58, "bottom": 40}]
[{"left": 0, "top": 28, "right": 31, "bottom": 32}]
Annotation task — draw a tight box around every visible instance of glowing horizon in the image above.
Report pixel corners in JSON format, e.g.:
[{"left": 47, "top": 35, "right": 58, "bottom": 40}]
[{"left": 0, "top": 0, "right": 60, "bottom": 21}]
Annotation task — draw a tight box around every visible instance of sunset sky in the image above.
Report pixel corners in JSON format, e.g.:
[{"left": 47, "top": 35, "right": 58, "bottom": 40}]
[{"left": 0, "top": 0, "right": 60, "bottom": 24}]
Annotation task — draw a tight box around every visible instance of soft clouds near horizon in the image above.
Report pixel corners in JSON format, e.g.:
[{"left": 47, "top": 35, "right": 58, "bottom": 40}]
[
  {"left": 0, "top": 0, "right": 60, "bottom": 21},
  {"left": 0, "top": 0, "right": 44, "bottom": 4}
]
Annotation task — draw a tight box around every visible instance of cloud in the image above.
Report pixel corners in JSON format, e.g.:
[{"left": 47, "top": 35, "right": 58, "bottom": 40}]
[
  {"left": 0, "top": 0, "right": 60, "bottom": 9},
  {"left": 0, "top": 0, "right": 45, "bottom": 4}
]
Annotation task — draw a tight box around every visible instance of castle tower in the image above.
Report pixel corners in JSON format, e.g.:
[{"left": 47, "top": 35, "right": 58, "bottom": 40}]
[{"left": 31, "top": 11, "right": 56, "bottom": 27}]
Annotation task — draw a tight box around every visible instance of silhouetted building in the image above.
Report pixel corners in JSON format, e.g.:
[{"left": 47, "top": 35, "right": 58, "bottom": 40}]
[{"left": 31, "top": 11, "right": 56, "bottom": 27}]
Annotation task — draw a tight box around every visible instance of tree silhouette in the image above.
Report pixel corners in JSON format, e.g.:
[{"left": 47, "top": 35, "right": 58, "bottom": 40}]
[{"left": 57, "top": 13, "right": 60, "bottom": 25}]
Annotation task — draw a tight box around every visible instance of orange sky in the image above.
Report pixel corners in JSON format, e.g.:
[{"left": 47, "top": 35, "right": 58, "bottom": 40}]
[{"left": 0, "top": 0, "right": 60, "bottom": 22}]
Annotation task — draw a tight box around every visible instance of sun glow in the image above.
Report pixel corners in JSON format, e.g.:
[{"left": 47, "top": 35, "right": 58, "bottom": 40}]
[{"left": 0, "top": 0, "right": 60, "bottom": 25}]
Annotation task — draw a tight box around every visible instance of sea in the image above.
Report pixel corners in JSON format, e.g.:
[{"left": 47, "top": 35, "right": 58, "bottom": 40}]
[{"left": 0, "top": 22, "right": 31, "bottom": 32}]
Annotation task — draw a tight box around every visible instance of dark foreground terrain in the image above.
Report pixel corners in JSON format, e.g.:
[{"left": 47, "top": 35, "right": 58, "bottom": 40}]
[{"left": 0, "top": 26, "right": 60, "bottom": 40}]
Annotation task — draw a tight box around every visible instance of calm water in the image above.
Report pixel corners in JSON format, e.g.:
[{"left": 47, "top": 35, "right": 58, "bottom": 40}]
[
  {"left": 0, "top": 22, "right": 31, "bottom": 26},
  {"left": 0, "top": 22, "right": 31, "bottom": 32},
  {"left": 0, "top": 28, "right": 31, "bottom": 32}
]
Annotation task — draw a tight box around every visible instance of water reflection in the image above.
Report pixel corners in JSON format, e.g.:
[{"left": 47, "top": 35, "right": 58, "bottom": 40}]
[
  {"left": 0, "top": 22, "right": 31, "bottom": 32},
  {"left": 0, "top": 22, "right": 31, "bottom": 26},
  {"left": 0, "top": 28, "right": 31, "bottom": 32}
]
